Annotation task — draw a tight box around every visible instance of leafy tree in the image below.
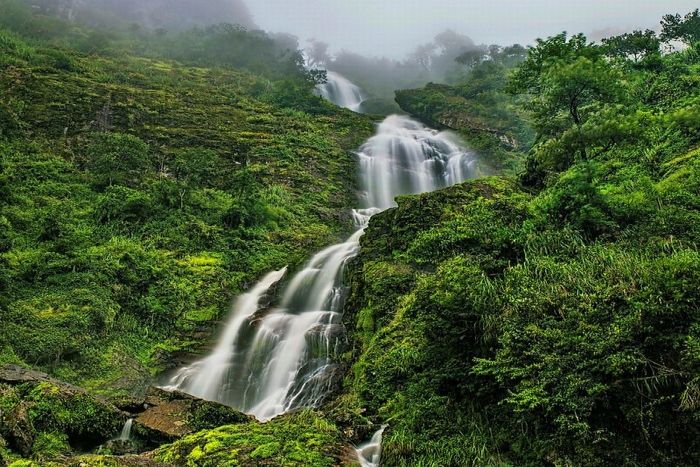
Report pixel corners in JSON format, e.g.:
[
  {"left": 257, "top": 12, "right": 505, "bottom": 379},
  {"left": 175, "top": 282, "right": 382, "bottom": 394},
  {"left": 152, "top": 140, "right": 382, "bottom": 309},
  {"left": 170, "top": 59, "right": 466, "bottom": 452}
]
[
  {"left": 661, "top": 9, "right": 700, "bottom": 44},
  {"left": 602, "top": 29, "right": 661, "bottom": 62},
  {"left": 455, "top": 49, "right": 485, "bottom": 68},
  {"left": 509, "top": 34, "right": 627, "bottom": 178}
]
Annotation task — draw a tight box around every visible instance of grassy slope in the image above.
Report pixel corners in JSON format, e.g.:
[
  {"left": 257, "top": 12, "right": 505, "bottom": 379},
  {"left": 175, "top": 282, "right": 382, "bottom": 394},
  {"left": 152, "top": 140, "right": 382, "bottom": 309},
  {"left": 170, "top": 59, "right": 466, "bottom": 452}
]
[{"left": 0, "top": 28, "right": 374, "bottom": 398}]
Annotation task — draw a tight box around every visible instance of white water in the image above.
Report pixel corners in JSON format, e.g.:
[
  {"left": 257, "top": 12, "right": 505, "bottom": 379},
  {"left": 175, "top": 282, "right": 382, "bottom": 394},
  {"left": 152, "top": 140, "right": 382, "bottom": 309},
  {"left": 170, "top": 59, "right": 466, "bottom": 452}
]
[
  {"left": 117, "top": 418, "right": 134, "bottom": 442},
  {"left": 356, "top": 426, "right": 387, "bottom": 467},
  {"left": 358, "top": 115, "right": 477, "bottom": 210},
  {"left": 165, "top": 115, "right": 477, "bottom": 439},
  {"left": 163, "top": 268, "right": 288, "bottom": 404},
  {"left": 318, "top": 71, "right": 364, "bottom": 111}
]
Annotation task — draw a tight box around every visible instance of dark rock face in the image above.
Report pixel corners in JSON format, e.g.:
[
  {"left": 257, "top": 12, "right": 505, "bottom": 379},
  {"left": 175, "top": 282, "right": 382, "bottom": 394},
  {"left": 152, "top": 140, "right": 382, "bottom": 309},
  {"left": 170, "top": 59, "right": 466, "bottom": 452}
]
[{"left": 134, "top": 387, "right": 251, "bottom": 446}]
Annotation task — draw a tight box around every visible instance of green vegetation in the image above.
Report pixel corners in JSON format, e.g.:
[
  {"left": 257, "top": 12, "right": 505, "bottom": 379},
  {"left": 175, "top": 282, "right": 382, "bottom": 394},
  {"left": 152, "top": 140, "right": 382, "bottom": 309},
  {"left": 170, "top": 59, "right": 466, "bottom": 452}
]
[
  {"left": 2, "top": 1, "right": 700, "bottom": 465},
  {"left": 153, "top": 410, "right": 344, "bottom": 467},
  {"left": 340, "top": 14, "right": 700, "bottom": 467},
  {"left": 0, "top": 1, "right": 372, "bottom": 403}
]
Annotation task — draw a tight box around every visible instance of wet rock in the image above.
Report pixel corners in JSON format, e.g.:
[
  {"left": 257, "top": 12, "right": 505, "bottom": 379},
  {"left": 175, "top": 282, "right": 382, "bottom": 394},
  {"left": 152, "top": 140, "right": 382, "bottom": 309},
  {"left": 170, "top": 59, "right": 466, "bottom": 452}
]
[
  {"left": 286, "top": 362, "right": 345, "bottom": 409},
  {"left": 134, "top": 387, "right": 251, "bottom": 447},
  {"left": 306, "top": 323, "right": 348, "bottom": 358}
]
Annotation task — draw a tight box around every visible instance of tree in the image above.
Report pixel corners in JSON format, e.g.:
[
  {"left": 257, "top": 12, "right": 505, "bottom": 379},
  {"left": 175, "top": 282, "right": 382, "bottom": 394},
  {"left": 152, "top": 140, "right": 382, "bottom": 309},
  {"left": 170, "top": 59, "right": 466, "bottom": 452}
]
[
  {"left": 455, "top": 49, "right": 485, "bottom": 68},
  {"left": 602, "top": 29, "right": 661, "bottom": 62},
  {"left": 509, "top": 34, "right": 626, "bottom": 178},
  {"left": 661, "top": 9, "right": 700, "bottom": 44},
  {"left": 306, "top": 39, "right": 330, "bottom": 67}
]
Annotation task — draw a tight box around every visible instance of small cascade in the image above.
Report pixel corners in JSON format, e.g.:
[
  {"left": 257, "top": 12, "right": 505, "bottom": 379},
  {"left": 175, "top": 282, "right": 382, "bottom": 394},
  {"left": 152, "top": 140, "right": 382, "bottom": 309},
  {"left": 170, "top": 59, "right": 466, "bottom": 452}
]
[
  {"left": 117, "top": 418, "right": 134, "bottom": 442},
  {"left": 318, "top": 71, "right": 365, "bottom": 111},
  {"left": 356, "top": 426, "right": 388, "bottom": 467},
  {"left": 165, "top": 115, "right": 478, "bottom": 422}
]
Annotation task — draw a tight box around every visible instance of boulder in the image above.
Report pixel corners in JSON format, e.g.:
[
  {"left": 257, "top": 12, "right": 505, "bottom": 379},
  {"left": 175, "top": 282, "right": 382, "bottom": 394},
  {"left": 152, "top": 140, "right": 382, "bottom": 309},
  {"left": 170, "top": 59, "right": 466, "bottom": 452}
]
[
  {"left": 0, "top": 364, "right": 126, "bottom": 456},
  {"left": 134, "top": 387, "right": 251, "bottom": 446}
]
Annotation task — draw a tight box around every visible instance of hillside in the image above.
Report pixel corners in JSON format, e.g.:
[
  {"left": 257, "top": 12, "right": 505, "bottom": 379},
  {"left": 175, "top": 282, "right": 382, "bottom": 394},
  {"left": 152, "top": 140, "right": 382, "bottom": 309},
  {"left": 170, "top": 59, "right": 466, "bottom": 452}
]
[
  {"left": 337, "top": 28, "right": 700, "bottom": 466},
  {"left": 0, "top": 24, "right": 372, "bottom": 400}
]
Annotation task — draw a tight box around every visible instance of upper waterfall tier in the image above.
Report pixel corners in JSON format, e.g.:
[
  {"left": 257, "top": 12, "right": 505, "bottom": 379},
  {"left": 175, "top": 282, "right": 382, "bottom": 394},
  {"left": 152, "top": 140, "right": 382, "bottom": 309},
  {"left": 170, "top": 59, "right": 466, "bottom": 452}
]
[{"left": 317, "top": 71, "right": 365, "bottom": 111}]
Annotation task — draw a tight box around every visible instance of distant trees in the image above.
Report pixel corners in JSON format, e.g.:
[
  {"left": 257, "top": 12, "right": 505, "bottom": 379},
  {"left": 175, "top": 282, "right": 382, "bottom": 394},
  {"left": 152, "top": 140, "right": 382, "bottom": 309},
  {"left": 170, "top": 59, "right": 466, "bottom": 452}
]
[
  {"left": 602, "top": 29, "right": 661, "bottom": 62},
  {"left": 661, "top": 9, "right": 700, "bottom": 44}
]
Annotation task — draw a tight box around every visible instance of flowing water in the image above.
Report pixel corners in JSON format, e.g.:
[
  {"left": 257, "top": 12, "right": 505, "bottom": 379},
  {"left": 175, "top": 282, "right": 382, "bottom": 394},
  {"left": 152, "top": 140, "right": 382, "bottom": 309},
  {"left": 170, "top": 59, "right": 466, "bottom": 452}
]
[
  {"left": 317, "top": 71, "right": 365, "bottom": 111},
  {"left": 356, "top": 426, "right": 388, "bottom": 467},
  {"left": 117, "top": 418, "right": 134, "bottom": 442},
  {"left": 164, "top": 107, "right": 478, "bottom": 461}
]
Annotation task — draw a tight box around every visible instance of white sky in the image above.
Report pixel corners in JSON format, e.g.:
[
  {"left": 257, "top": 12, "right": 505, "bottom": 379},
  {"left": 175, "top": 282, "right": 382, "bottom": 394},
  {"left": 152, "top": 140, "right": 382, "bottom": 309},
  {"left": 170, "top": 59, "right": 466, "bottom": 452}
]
[{"left": 248, "top": 0, "right": 699, "bottom": 57}]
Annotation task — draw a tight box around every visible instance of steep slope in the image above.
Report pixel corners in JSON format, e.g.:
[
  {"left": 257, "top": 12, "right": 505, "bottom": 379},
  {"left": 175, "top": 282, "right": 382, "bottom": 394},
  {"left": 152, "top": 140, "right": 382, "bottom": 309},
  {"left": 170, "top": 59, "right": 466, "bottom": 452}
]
[{"left": 0, "top": 27, "right": 373, "bottom": 403}]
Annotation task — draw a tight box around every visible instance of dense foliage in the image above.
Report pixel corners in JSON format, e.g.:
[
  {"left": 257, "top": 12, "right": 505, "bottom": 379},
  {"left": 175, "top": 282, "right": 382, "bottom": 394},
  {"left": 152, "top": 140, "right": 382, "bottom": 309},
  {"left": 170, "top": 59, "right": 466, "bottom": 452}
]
[
  {"left": 340, "top": 18, "right": 700, "bottom": 467},
  {"left": 2, "top": 2, "right": 700, "bottom": 466},
  {"left": 0, "top": 12, "right": 372, "bottom": 405}
]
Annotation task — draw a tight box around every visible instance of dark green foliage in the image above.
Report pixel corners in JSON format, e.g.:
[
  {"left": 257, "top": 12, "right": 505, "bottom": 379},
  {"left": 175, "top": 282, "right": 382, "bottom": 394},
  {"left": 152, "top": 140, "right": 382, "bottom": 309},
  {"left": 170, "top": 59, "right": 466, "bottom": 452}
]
[
  {"left": 602, "top": 30, "right": 661, "bottom": 63},
  {"left": 343, "top": 171, "right": 700, "bottom": 465},
  {"left": 342, "top": 14, "right": 700, "bottom": 466},
  {"left": 661, "top": 9, "right": 700, "bottom": 44},
  {"left": 84, "top": 132, "right": 151, "bottom": 187}
]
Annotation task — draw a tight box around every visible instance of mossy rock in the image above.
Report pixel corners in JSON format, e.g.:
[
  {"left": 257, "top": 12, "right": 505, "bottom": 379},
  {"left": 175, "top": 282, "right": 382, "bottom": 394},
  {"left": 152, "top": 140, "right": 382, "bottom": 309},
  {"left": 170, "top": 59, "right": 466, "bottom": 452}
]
[
  {"left": 153, "top": 410, "right": 346, "bottom": 466},
  {"left": 133, "top": 387, "right": 251, "bottom": 447},
  {"left": 0, "top": 365, "right": 125, "bottom": 460}
]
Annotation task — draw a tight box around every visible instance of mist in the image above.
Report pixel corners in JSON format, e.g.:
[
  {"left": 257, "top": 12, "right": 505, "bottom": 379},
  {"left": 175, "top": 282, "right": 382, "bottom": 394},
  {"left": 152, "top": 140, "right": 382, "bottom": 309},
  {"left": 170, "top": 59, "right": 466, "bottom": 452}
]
[
  {"left": 29, "top": 0, "right": 256, "bottom": 30},
  {"left": 248, "top": 0, "right": 700, "bottom": 59}
]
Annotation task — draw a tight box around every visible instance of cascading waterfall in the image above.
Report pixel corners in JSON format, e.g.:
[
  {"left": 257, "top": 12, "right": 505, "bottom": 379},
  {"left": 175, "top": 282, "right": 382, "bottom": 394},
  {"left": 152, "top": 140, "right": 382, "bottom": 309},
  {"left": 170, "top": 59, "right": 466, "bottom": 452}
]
[
  {"left": 356, "top": 426, "right": 388, "bottom": 467},
  {"left": 164, "top": 115, "right": 478, "bottom": 456},
  {"left": 163, "top": 268, "right": 288, "bottom": 404},
  {"left": 358, "top": 115, "right": 478, "bottom": 210},
  {"left": 317, "top": 71, "right": 365, "bottom": 111}
]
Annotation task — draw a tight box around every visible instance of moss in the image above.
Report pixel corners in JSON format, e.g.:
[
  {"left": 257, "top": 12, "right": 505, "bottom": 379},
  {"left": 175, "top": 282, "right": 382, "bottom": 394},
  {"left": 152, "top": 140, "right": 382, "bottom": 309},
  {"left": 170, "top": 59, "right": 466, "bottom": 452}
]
[
  {"left": 187, "top": 402, "right": 249, "bottom": 432},
  {"left": 31, "top": 432, "right": 70, "bottom": 461},
  {"left": 154, "top": 410, "right": 343, "bottom": 466}
]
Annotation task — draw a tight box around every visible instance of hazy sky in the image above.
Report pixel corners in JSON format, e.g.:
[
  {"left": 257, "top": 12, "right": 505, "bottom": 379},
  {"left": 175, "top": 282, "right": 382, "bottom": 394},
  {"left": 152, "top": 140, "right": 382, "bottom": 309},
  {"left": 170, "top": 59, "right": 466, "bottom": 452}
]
[{"left": 247, "top": 0, "right": 699, "bottom": 58}]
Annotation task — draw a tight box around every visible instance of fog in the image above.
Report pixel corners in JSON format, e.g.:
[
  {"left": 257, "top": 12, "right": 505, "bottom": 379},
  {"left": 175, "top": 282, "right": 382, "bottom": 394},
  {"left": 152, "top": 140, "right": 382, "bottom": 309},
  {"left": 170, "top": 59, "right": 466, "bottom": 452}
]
[
  {"left": 248, "top": 0, "right": 700, "bottom": 58},
  {"left": 29, "top": 0, "right": 256, "bottom": 30}
]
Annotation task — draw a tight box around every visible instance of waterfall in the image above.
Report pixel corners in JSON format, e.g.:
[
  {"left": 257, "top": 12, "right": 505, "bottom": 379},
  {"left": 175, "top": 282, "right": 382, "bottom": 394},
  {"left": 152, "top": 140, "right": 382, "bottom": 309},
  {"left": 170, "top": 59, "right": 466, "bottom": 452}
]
[
  {"left": 162, "top": 268, "right": 288, "bottom": 403},
  {"left": 358, "top": 115, "right": 477, "bottom": 210},
  {"left": 117, "top": 418, "right": 134, "bottom": 442},
  {"left": 356, "top": 426, "right": 388, "bottom": 467},
  {"left": 165, "top": 115, "right": 477, "bottom": 435},
  {"left": 318, "top": 71, "right": 364, "bottom": 111}
]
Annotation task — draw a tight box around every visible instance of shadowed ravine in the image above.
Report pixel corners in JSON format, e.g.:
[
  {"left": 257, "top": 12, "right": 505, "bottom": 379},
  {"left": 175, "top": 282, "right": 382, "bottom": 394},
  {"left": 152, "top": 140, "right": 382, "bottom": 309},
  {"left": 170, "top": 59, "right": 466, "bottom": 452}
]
[{"left": 163, "top": 73, "right": 479, "bottom": 463}]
